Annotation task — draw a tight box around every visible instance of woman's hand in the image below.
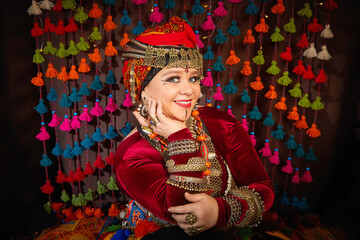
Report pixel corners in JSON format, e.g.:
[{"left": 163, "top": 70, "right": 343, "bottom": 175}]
[
  {"left": 168, "top": 192, "right": 219, "bottom": 235},
  {"left": 133, "top": 97, "right": 187, "bottom": 138}
]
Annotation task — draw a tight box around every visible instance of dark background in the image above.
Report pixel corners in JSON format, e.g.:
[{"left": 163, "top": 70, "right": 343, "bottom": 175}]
[{"left": 0, "top": 0, "right": 359, "bottom": 239}]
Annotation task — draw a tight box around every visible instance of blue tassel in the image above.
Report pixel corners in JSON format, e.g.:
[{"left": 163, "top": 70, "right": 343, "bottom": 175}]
[
  {"left": 261, "top": 0, "right": 271, "bottom": 2},
  {"left": 271, "top": 125, "right": 286, "bottom": 140},
  {"left": 263, "top": 112, "right": 274, "bottom": 126},
  {"left": 132, "top": 21, "right": 145, "bottom": 36},
  {"left": 105, "top": 70, "right": 116, "bottom": 85},
  {"left": 91, "top": 75, "right": 103, "bottom": 91},
  {"left": 245, "top": 0, "right": 259, "bottom": 15},
  {"left": 102, "top": 0, "right": 116, "bottom": 5},
  {"left": 60, "top": 93, "right": 72, "bottom": 108},
  {"left": 248, "top": 106, "right": 262, "bottom": 120},
  {"left": 280, "top": 192, "right": 290, "bottom": 205},
  {"left": 203, "top": 46, "right": 214, "bottom": 60},
  {"left": 111, "top": 229, "right": 126, "bottom": 240},
  {"left": 240, "top": 89, "right": 251, "bottom": 103},
  {"left": 227, "top": 20, "right": 241, "bottom": 36},
  {"left": 181, "top": 12, "right": 192, "bottom": 26},
  {"left": 81, "top": 134, "right": 95, "bottom": 149},
  {"left": 214, "top": 29, "right": 228, "bottom": 44},
  {"left": 120, "top": 10, "right": 131, "bottom": 26},
  {"left": 46, "top": 87, "right": 58, "bottom": 102},
  {"left": 79, "top": 82, "right": 92, "bottom": 96},
  {"left": 285, "top": 134, "right": 297, "bottom": 149},
  {"left": 71, "top": 142, "right": 83, "bottom": 156},
  {"left": 105, "top": 126, "right": 119, "bottom": 140},
  {"left": 192, "top": 0, "right": 205, "bottom": 15},
  {"left": 294, "top": 143, "right": 305, "bottom": 158},
  {"left": 223, "top": 79, "right": 238, "bottom": 94},
  {"left": 165, "top": 0, "right": 175, "bottom": 9},
  {"left": 52, "top": 143, "right": 63, "bottom": 156},
  {"left": 40, "top": 154, "right": 53, "bottom": 167},
  {"left": 92, "top": 128, "right": 105, "bottom": 142},
  {"left": 35, "top": 99, "right": 48, "bottom": 115},
  {"left": 121, "top": 122, "right": 133, "bottom": 136},
  {"left": 212, "top": 56, "right": 225, "bottom": 72},
  {"left": 291, "top": 195, "right": 301, "bottom": 207},
  {"left": 63, "top": 144, "right": 74, "bottom": 158},
  {"left": 69, "top": 87, "right": 81, "bottom": 103},
  {"left": 298, "top": 197, "right": 310, "bottom": 210},
  {"left": 305, "top": 148, "right": 317, "bottom": 162}
]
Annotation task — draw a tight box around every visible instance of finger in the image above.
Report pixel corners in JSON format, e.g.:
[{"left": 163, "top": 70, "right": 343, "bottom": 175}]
[
  {"left": 184, "top": 192, "right": 207, "bottom": 203},
  {"left": 168, "top": 203, "right": 197, "bottom": 214},
  {"left": 156, "top": 101, "right": 167, "bottom": 122},
  {"left": 171, "top": 213, "right": 187, "bottom": 224},
  {"left": 148, "top": 97, "right": 157, "bottom": 119},
  {"left": 133, "top": 111, "right": 149, "bottom": 126}
]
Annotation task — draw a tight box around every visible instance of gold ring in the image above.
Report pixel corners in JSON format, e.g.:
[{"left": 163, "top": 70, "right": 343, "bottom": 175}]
[
  {"left": 150, "top": 116, "right": 159, "bottom": 127},
  {"left": 185, "top": 213, "right": 197, "bottom": 225},
  {"left": 186, "top": 226, "right": 202, "bottom": 235}
]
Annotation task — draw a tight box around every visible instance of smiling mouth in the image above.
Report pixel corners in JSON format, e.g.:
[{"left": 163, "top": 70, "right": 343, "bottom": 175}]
[{"left": 174, "top": 100, "right": 192, "bottom": 108}]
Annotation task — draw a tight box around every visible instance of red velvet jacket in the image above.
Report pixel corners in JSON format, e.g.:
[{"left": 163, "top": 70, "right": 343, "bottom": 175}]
[{"left": 114, "top": 106, "right": 274, "bottom": 226}]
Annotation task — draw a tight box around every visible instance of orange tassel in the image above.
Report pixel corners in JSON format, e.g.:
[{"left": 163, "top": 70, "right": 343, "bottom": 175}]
[
  {"left": 206, "top": 102, "right": 212, "bottom": 107},
  {"left": 243, "top": 29, "right": 255, "bottom": 44},
  {"left": 264, "top": 85, "right": 277, "bottom": 99},
  {"left": 295, "top": 115, "right": 309, "bottom": 129},
  {"left": 120, "top": 33, "right": 130, "bottom": 47},
  {"left": 108, "top": 203, "right": 120, "bottom": 217},
  {"left": 85, "top": 207, "right": 95, "bottom": 217},
  {"left": 306, "top": 123, "right": 321, "bottom": 138},
  {"left": 74, "top": 208, "right": 85, "bottom": 219},
  {"left": 57, "top": 66, "right": 69, "bottom": 82},
  {"left": 105, "top": 41, "right": 118, "bottom": 56},
  {"left": 275, "top": 97, "right": 287, "bottom": 110},
  {"left": 271, "top": 0, "right": 285, "bottom": 15},
  {"left": 255, "top": 18, "right": 269, "bottom": 33},
  {"left": 287, "top": 106, "right": 299, "bottom": 121},
  {"left": 88, "top": 48, "right": 102, "bottom": 63},
  {"left": 89, "top": 3, "right": 102, "bottom": 19},
  {"left": 45, "top": 63, "right": 58, "bottom": 78},
  {"left": 31, "top": 72, "right": 44, "bottom": 86},
  {"left": 69, "top": 65, "right": 79, "bottom": 80},
  {"left": 94, "top": 208, "right": 104, "bottom": 218},
  {"left": 78, "top": 58, "right": 90, "bottom": 73},
  {"left": 51, "top": 202, "right": 63, "bottom": 211},
  {"left": 103, "top": 15, "right": 117, "bottom": 32},
  {"left": 250, "top": 76, "right": 264, "bottom": 91},
  {"left": 226, "top": 50, "right": 240, "bottom": 65},
  {"left": 240, "top": 60, "right": 252, "bottom": 75}
]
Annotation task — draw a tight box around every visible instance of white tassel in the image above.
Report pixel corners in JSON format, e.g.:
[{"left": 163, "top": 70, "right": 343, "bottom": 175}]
[
  {"left": 39, "top": 0, "right": 54, "bottom": 10},
  {"left": 320, "top": 24, "right": 334, "bottom": 39},
  {"left": 27, "top": 0, "right": 42, "bottom": 15},
  {"left": 317, "top": 45, "right": 332, "bottom": 61},
  {"left": 303, "top": 43, "right": 317, "bottom": 59}
]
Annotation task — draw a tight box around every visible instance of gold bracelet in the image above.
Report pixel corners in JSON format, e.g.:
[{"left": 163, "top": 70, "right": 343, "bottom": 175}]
[
  {"left": 167, "top": 163, "right": 208, "bottom": 173},
  {"left": 166, "top": 178, "right": 207, "bottom": 192},
  {"left": 167, "top": 139, "right": 197, "bottom": 156}
]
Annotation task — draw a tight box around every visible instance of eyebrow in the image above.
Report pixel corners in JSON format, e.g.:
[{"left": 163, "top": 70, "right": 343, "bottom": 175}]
[{"left": 161, "top": 69, "right": 200, "bottom": 78}]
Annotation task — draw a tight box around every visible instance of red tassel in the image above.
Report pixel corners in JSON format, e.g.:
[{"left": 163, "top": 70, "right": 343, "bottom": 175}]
[
  {"left": 94, "top": 155, "right": 106, "bottom": 169},
  {"left": 250, "top": 134, "right": 256, "bottom": 146},
  {"left": 149, "top": 6, "right": 164, "bottom": 23},
  {"left": 84, "top": 162, "right": 95, "bottom": 175},
  {"left": 56, "top": 170, "right": 67, "bottom": 184},
  {"left": 292, "top": 169, "right": 300, "bottom": 183},
  {"left": 66, "top": 170, "right": 75, "bottom": 183},
  {"left": 241, "top": 118, "right": 249, "bottom": 132},
  {"left": 65, "top": 17, "right": 78, "bottom": 33},
  {"left": 53, "top": 0, "right": 62, "bottom": 12},
  {"left": 108, "top": 203, "right": 121, "bottom": 217},
  {"left": 308, "top": 18, "right": 324, "bottom": 33},
  {"left": 302, "top": 65, "right": 316, "bottom": 80},
  {"left": 292, "top": 60, "right": 306, "bottom": 75},
  {"left": 94, "top": 208, "right": 104, "bottom": 218},
  {"left": 44, "top": 17, "right": 56, "bottom": 32},
  {"left": 269, "top": 150, "right": 280, "bottom": 165},
  {"left": 297, "top": 33, "right": 309, "bottom": 49},
  {"left": 323, "top": 0, "right": 338, "bottom": 10},
  {"left": 74, "top": 167, "right": 85, "bottom": 181},
  {"left": 40, "top": 180, "right": 54, "bottom": 194},
  {"left": 315, "top": 69, "right": 327, "bottom": 83},
  {"left": 55, "top": 20, "right": 66, "bottom": 36},
  {"left": 105, "top": 152, "right": 115, "bottom": 165},
  {"left": 31, "top": 22, "right": 44, "bottom": 37},
  {"left": 301, "top": 168, "right": 313, "bottom": 183},
  {"left": 280, "top": 47, "right": 292, "bottom": 61},
  {"left": 259, "top": 142, "right": 272, "bottom": 157},
  {"left": 281, "top": 159, "right": 294, "bottom": 174}
]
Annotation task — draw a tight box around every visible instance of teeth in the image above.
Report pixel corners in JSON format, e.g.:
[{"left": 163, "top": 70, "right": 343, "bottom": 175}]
[{"left": 176, "top": 100, "right": 191, "bottom": 103}]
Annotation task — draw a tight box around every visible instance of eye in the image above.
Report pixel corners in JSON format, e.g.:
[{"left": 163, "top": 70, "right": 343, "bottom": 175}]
[
  {"left": 164, "top": 76, "right": 180, "bottom": 83},
  {"left": 189, "top": 76, "right": 200, "bottom": 83}
]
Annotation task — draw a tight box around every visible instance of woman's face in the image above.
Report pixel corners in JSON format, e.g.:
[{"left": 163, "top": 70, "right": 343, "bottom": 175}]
[{"left": 142, "top": 68, "right": 201, "bottom": 123}]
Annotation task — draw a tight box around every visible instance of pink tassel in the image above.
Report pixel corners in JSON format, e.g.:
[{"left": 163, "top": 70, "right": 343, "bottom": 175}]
[
  {"left": 123, "top": 92, "right": 133, "bottom": 107},
  {"left": 59, "top": 116, "right": 72, "bottom": 132},
  {"left": 201, "top": 14, "right": 216, "bottom": 31},
  {"left": 132, "top": 0, "right": 147, "bottom": 5},
  {"left": 195, "top": 32, "right": 204, "bottom": 48},
  {"left": 228, "top": 0, "right": 242, "bottom": 3},
  {"left": 106, "top": 97, "right": 118, "bottom": 112},
  {"left": 227, "top": 108, "right": 235, "bottom": 118},
  {"left": 36, "top": 125, "right": 50, "bottom": 141},
  {"left": 301, "top": 168, "right": 313, "bottom": 183},
  {"left": 90, "top": 100, "right": 104, "bottom": 117},
  {"left": 250, "top": 133, "right": 256, "bottom": 146},
  {"left": 201, "top": 70, "right": 213, "bottom": 87},
  {"left": 213, "top": 86, "right": 224, "bottom": 101},
  {"left": 281, "top": 159, "right": 294, "bottom": 174},
  {"left": 259, "top": 141, "right": 272, "bottom": 157},
  {"left": 48, "top": 112, "right": 63, "bottom": 128},
  {"left": 79, "top": 106, "right": 93, "bottom": 122},
  {"left": 214, "top": 1, "right": 228, "bottom": 17},
  {"left": 149, "top": 6, "right": 164, "bottom": 23},
  {"left": 70, "top": 114, "right": 82, "bottom": 130},
  {"left": 241, "top": 117, "right": 249, "bottom": 131},
  {"left": 292, "top": 169, "right": 300, "bottom": 183},
  {"left": 269, "top": 149, "right": 280, "bottom": 165}
]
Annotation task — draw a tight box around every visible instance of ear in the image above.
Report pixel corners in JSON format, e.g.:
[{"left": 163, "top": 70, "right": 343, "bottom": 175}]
[{"left": 140, "top": 90, "right": 148, "bottom": 102}]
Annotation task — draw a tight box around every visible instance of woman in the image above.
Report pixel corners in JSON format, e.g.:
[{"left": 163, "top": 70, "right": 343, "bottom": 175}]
[{"left": 114, "top": 17, "right": 275, "bottom": 239}]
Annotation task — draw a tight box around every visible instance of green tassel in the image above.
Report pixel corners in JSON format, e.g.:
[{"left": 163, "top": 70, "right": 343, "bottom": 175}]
[
  {"left": 33, "top": 49, "right": 45, "bottom": 64},
  {"left": 76, "top": 37, "right": 90, "bottom": 52},
  {"left": 105, "top": 224, "right": 122, "bottom": 233},
  {"left": 289, "top": 83, "right": 302, "bottom": 98},
  {"left": 252, "top": 50, "right": 265, "bottom": 65},
  {"left": 66, "top": 40, "right": 79, "bottom": 56},
  {"left": 62, "top": 0, "right": 76, "bottom": 10},
  {"left": 61, "top": 190, "right": 70, "bottom": 202},
  {"left": 56, "top": 43, "right": 66, "bottom": 58},
  {"left": 298, "top": 94, "right": 311, "bottom": 108},
  {"left": 74, "top": 7, "right": 88, "bottom": 23},
  {"left": 297, "top": 3, "right": 313, "bottom": 18},
  {"left": 71, "top": 194, "right": 80, "bottom": 206},
  {"left": 97, "top": 181, "right": 107, "bottom": 194},
  {"left": 88, "top": 27, "right": 102, "bottom": 42},
  {"left": 236, "top": 227, "right": 252, "bottom": 240},
  {"left": 43, "top": 201, "right": 52, "bottom": 214},
  {"left": 270, "top": 27, "right": 284, "bottom": 42},
  {"left": 43, "top": 41, "right": 57, "bottom": 55},
  {"left": 77, "top": 193, "right": 87, "bottom": 206},
  {"left": 284, "top": 18, "right": 296, "bottom": 33},
  {"left": 311, "top": 96, "right": 324, "bottom": 110},
  {"left": 277, "top": 71, "right": 293, "bottom": 86},
  {"left": 84, "top": 188, "right": 98, "bottom": 201},
  {"left": 266, "top": 60, "right": 281, "bottom": 75},
  {"left": 107, "top": 176, "right": 119, "bottom": 191}
]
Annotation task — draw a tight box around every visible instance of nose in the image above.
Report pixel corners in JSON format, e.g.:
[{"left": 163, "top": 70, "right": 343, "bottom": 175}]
[{"left": 179, "top": 80, "right": 194, "bottom": 95}]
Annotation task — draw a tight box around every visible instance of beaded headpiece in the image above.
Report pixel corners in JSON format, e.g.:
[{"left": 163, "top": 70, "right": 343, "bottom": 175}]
[{"left": 122, "top": 17, "right": 203, "bottom": 103}]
